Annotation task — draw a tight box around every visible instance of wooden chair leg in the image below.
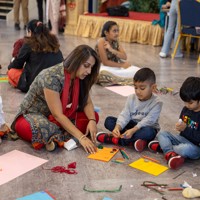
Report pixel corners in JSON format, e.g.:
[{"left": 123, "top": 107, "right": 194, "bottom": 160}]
[
  {"left": 198, "top": 54, "right": 200, "bottom": 64},
  {"left": 172, "top": 35, "right": 182, "bottom": 59}
]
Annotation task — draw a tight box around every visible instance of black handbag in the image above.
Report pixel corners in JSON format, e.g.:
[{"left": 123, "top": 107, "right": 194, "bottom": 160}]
[
  {"left": 17, "top": 71, "right": 29, "bottom": 93},
  {"left": 106, "top": 6, "right": 129, "bottom": 17}
]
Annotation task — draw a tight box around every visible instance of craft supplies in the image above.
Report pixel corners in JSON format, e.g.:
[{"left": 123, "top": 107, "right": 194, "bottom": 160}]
[
  {"left": 83, "top": 185, "right": 122, "bottom": 193},
  {"left": 141, "top": 155, "right": 160, "bottom": 163}
]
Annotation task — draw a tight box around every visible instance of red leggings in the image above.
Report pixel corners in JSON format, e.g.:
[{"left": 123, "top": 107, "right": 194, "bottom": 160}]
[{"left": 15, "top": 112, "right": 99, "bottom": 143}]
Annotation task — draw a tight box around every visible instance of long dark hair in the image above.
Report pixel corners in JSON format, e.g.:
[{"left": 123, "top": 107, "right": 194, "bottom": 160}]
[
  {"left": 101, "top": 21, "right": 118, "bottom": 37},
  {"left": 24, "top": 19, "right": 60, "bottom": 53},
  {"left": 63, "top": 45, "right": 100, "bottom": 110}
]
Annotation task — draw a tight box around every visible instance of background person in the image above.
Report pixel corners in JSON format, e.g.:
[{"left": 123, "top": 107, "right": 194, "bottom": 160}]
[
  {"left": 7, "top": 19, "right": 63, "bottom": 93},
  {"left": 95, "top": 21, "right": 140, "bottom": 86}
]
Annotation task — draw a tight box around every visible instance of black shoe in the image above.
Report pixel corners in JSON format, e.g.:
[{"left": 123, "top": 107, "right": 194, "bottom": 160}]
[{"left": 14, "top": 23, "right": 20, "bottom": 30}]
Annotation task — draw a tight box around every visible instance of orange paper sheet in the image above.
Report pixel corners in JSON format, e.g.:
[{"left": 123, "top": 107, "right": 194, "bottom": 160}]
[{"left": 88, "top": 147, "right": 119, "bottom": 162}]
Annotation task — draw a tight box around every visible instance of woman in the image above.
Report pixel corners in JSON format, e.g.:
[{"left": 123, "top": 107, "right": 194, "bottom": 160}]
[
  {"left": 10, "top": 45, "right": 100, "bottom": 153},
  {"left": 7, "top": 19, "right": 63, "bottom": 92},
  {"left": 95, "top": 21, "right": 140, "bottom": 86},
  {"left": 159, "top": 0, "right": 183, "bottom": 58}
]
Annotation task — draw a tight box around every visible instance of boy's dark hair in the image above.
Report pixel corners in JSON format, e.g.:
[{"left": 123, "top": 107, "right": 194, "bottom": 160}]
[
  {"left": 133, "top": 67, "right": 156, "bottom": 84},
  {"left": 180, "top": 77, "right": 200, "bottom": 102}
]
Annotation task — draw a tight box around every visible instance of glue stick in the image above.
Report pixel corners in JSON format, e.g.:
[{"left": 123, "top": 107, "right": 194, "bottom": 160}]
[{"left": 178, "top": 119, "right": 182, "bottom": 124}]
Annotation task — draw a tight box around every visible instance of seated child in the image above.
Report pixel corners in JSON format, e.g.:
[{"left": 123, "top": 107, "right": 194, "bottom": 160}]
[
  {"left": 97, "top": 68, "right": 163, "bottom": 152},
  {"left": 0, "top": 96, "right": 10, "bottom": 144},
  {"left": 149, "top": 77, "right": 200, "bottom": 170}
]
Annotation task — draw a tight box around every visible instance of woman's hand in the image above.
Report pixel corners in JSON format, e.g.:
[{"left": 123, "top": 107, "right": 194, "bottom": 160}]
[
  {"left": 86, "top": 120, "right": 97, "bottom": 143},
  {"left": 79, "top": 136, "right": 97, "bottom": 154}
]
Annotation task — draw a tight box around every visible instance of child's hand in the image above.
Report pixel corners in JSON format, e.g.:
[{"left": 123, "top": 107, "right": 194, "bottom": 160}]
[
  {"left": 121, "top": 129, "right": 134, "bottom": 139},
  {"left": 112, "top": 127, "right": 121, "bottom": 138},
  {"left": 121, "top": 62, "right": 131, "bottom": 69},
  {"left": 175, "top": 121, "right": 186, "bottom": 132}
]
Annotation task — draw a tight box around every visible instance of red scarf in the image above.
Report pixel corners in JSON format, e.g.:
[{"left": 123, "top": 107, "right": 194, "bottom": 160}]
[{"left": 48, "top": 70, "right": 80, "bottom": 127}]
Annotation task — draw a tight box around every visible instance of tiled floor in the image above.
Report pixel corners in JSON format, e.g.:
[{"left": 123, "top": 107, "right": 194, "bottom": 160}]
[{"left": 0, "top": 20, "right": 200, "bottom": 200}]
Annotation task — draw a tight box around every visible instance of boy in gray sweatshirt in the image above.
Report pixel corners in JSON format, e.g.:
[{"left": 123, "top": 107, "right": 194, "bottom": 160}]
[{"left": 97, "top": 67, "right": 163, "bottom": 152}]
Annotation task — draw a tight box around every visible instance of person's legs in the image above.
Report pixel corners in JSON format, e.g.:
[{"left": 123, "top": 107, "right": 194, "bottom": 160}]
[
  {"left": 36, "top": 0, "right": 43, "bottom": 22},
  {"left": 75, "top": 111, "right": 99, "bottom": 134},
  {"left": 14, "top": 0, "right": 21, "bottom": 30},
  {"left": 104, "top": 116, "right": 117, "bottom": 132},
  {"left": 7, "top": 68, "right": 23, "bottom": 87},
  {"left": 158, "top": 131, "right": 187, "bottom": 169},
  {"left": 21, "top": 0, "right": 29, "bottom": 28},
  {"left": 160, "top": 0, "right": 177, "bottom": 57}
]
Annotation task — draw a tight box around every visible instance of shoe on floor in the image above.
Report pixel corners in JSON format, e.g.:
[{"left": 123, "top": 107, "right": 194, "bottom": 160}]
[
  {"left": 168, "top": 155, "right": 185, "bottom": 170},
  {"left": 159, "top": 52, "right": 167, "bottom": 58},
  {"left": 96, "top": 132, "right": 119, "bottom": 145},
  {"left": 14, "top": 23, "right": 20, "bottom": 30},
  {"left": 134, "top": 139, "right": 147, "bottom": 152},
  {"left": 148, "top": 140, "right": 163, "bottom": 153}
]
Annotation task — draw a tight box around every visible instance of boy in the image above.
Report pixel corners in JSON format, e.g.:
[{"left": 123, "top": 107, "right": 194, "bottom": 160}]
[
  {"left": 97, "top": 67, "right": 163, "bottom": 152},
  {"left": 149, "top": 77, "right": 200, "bottom": 170}
]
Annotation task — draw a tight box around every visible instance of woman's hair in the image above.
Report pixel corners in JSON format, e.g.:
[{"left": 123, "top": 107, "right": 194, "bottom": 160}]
[
  {"left": 101, "top": 21, "right": 118, "bottom": 37},
  {"left": 180, "top": 77, "right": 200, "bottom": 102},
  {"left": 63, "top": 45, "right": 100, "bottom": 110},
  {"left": 24, "top": 19, "right": 60, "bottom": 53},
  {"left": 133, "top": 67, "right": 156, "bottom": 84}
]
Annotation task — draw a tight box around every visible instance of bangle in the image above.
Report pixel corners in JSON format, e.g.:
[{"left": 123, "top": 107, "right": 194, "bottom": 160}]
[
  {"left": 79, "top": 135, "right": 86, "bottom": 142},
  {"left": 89, "top": 119, "right": 96, "bottom": 122}
]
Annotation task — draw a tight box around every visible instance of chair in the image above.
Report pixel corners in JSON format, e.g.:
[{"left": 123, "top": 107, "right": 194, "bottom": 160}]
[{"left": 171, "top": 0, "right": 200, "bottom": 63}]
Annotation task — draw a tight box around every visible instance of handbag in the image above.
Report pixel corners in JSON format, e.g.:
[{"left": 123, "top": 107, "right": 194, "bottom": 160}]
[
  {"left": 17, "top": 70, "right": 29, "bottom": 93},
  {"left": 106, "top": 5, "right": 129, "bottom": 17}
]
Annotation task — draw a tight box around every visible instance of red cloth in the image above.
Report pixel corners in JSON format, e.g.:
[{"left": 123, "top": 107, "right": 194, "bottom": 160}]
[
  {"left": 15, "top": 115, "right": 32, "bottom": 142},
  {"left": 12, "top": 38, "right": 24, "bottom": 58},
  {"left": 7, "top": 68, "right": 23, "bottom": 87},
  {"left": 48, "top": 70, "right": 80, "bottom": 126},
  {"left": 15, "top": 112, "right": 99, "bottom": 142}
]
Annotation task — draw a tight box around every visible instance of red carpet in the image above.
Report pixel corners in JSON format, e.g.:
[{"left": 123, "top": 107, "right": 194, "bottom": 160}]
[{"left": 85, "top": 11, "right": 159, "bottom": 22}]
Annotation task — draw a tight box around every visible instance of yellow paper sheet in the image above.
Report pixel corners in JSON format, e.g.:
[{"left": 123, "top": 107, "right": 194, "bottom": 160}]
[
  {"left": 129, "top": 158, "right": 168, "bottom": 176},
  {"left": 88, "top": 147, "right": 119, "bottom": 162}
]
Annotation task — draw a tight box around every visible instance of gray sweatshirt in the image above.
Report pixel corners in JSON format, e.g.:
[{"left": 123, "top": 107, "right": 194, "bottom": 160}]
[{"left": 117, "top": 94, "right": 163, "bottom": 131}]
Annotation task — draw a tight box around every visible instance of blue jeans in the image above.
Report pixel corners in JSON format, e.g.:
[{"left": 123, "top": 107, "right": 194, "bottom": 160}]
[
  {"left": 158, "top": 131, "right": 200, "bottom": 159},
  {"left": 104, "top": 116, "right": 157, "bottom": 146},
  {"left": 161, "top": 0, "right": 182, "bottom": 55}
]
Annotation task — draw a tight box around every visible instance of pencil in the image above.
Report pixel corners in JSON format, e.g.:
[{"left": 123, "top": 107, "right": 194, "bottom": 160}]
[{"left": 141, "top": 155, "right": 160, "bottom": 163}]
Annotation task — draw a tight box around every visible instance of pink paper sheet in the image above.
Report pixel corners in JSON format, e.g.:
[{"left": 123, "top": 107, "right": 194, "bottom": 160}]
[
  {"left": 105, "top": 86, "right": 135, "bottom": 97},
  {"left": 0, "top": 150, "right": 48, "bottom": 186}
]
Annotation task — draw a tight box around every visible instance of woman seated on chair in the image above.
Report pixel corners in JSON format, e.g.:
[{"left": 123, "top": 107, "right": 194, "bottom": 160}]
[
  {"left": 7, "top": 19, "right": 63, "bottom": 93},
  {"left": 95, "top": 21, "right": 140, "bottom": 86},
  {"left": 10, "top": 45, "right": 100, "bottom": 153}
]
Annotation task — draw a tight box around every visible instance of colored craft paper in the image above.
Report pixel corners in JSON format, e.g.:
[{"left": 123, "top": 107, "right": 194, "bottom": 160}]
[
  {"left": 0, "top": 150, "right": 48, "bottom": 185},
  {"left": 88, "top": 147, "right": 119, "bottom": 162},
  {"left": 129, "top": 158, "right": 168, "bottom": 176},
  {"left": 0, "top": 76, "right": 8, "bottom": 82},
  {"left": 16, "top": 191, "right": 55, "bottom": 200},
  {"left": 105, "top": 86, "right": 134, "bottom": 97}
]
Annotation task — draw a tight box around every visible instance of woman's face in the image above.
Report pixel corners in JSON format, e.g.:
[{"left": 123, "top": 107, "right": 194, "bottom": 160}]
[
  {"left": 75, "top": 56, "right": 95, "bottom": 80},
  {"left": 105, "top": 25, "right": 119, "bottom": 41}
]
